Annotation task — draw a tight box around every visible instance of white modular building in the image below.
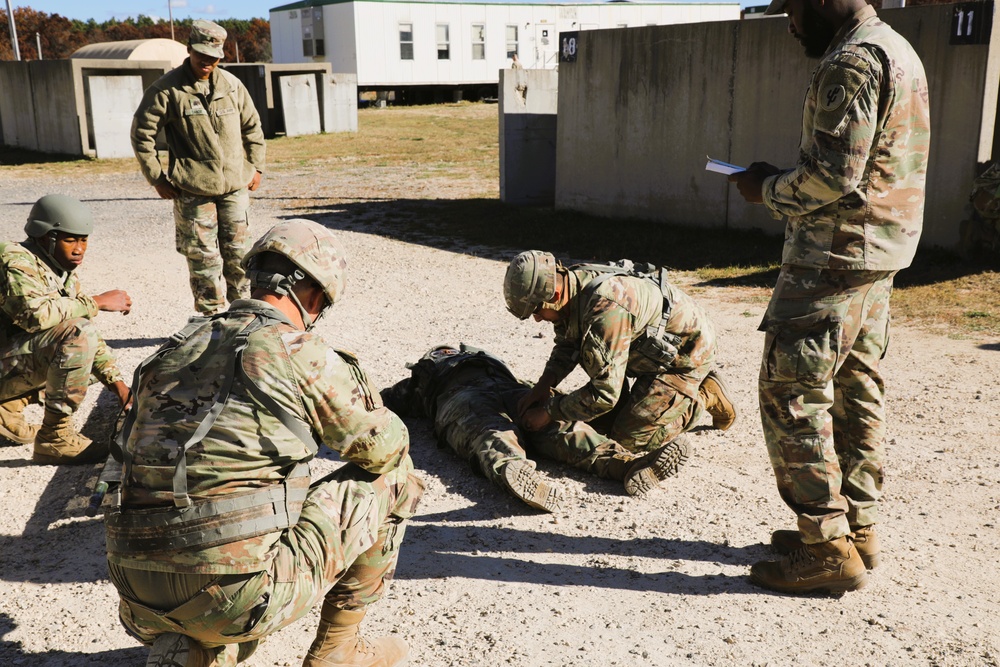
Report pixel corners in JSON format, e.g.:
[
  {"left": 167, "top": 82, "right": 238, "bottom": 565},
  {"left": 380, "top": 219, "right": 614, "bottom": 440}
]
[{"left": 269, "top": 0, "right": 741, "bottom": 89}]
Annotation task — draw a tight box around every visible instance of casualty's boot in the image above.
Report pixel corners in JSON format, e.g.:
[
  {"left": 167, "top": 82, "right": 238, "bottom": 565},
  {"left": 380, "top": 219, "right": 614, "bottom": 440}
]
[
  {"left": 501, "top": 458, "right": 564, "bottom": 512},
  {"left": 771, "top": 525, "right": 881, "bottom": 570},
  {"left": 145, "top": 632, "right": 217, "bottom": 667},
  {"left": 303, "top": 606, "right": 409, "bottom": 667},
  {"left": 623, "top": 435, "right": 692, "bottom": 497},
  {"left": 750, "top": 535, "right": 868, "bottom": 594},
  {"left": 0, "top": 395, "right": 39, "bottom": 445},
  {"left": 698, "top": 370, "right": 738, "bottom": 431},
  {"left": 32, "top": 410, "right": 107, "bottom": 465}
]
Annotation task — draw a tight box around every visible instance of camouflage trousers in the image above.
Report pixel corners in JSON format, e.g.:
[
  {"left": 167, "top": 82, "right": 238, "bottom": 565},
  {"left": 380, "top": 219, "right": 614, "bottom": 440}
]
[
  {"left": 758, "top": 267, "right": 895, "bottom": 543},
  {"left": 0, "top": 318, "right": 102, "bottom": 416},
  {"left": 434, "top": 373, "right": 641, "bottom": 485},
  {"left": 108, "top": 461, "right": 423, "bottom": 666},
  {"left": 174, "top": 188, "right": 251, "bottom": 315},
  {"left": 599, "top": 371, "right": 708, "bottom": 453}
]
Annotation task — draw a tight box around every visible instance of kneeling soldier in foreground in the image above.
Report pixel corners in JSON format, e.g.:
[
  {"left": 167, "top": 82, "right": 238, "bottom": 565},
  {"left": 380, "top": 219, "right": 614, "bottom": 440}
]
[{"left": 106, "top": 219, "right": 422, "bottom": 667}]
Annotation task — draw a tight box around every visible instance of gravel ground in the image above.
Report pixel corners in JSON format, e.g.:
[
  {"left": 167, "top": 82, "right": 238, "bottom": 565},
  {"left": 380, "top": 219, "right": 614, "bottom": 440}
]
[{"left": 1, "top": 167, "right": 998, "bottom": 667}]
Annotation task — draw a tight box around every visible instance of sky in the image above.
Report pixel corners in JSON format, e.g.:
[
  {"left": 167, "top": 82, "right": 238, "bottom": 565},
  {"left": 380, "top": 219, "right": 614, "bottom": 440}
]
[
  {"left": 14, "top": 0, "right": 754, "bottom": 23},
  {"left": 13, "top": 1, "right": 278, "bottom": 22}
]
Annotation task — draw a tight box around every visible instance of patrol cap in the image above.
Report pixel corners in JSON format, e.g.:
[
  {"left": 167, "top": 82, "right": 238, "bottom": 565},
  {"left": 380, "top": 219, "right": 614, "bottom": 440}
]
[
  {"left": 24, "top": 194, "right": 94, "bottom": 238},
  {"left": 503, "top": 250, "right": 558, "bottom": 320},
  {"left": 763, "top": 0, "right": 788, "bottom": 15},
  {"left": 243, "top": 219, "right": 347, "bottom": 307},
  {"left": 189, "top": 19, "right": 226, "bottom": 59}
]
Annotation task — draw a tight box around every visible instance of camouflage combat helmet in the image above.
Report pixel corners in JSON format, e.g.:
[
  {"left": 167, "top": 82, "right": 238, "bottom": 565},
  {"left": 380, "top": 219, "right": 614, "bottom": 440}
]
[
  {"left": 503, "top": 250, "right": 558, "bottom": 319},
  {"left": 24, "top": 194, "right": 94, "bottom": 239},
  {"left": 242, "top": 219, "right": 347, "bottom": 328}
]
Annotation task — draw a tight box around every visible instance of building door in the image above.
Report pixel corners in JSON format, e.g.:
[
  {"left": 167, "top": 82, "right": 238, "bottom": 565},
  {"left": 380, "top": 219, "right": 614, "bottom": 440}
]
[
  {"left": 87, "top": 75, "right": 144, "bottom": 159},
  {"left": 534, "top": 24, "right": 558, "bottom": 68}
]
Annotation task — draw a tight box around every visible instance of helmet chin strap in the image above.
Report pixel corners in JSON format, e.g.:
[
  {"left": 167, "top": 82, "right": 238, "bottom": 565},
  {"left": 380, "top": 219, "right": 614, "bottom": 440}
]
[
  {"left": 32, "top": 232, "right": 67, "bottom": 274},
  {"left": 247, "top": 267, "right": 328, "bottom": 330}
]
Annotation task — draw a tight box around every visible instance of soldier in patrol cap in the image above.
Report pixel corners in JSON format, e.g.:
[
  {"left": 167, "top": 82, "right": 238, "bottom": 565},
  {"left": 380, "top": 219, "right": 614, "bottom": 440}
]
[
  {"left": 728, "top": 0, "right": 930, "bottom": 593},
  {"left": 503, "top": 251, "right": 737, "bottom": 458},
  {"left": 0, "top": 194, "right": 132, "bottom": 464},
  {"left": 383, "top": 343, "right": 692, "bottom": 512},
  {"left": 106, "top": 219, "right": 421, "bottom": 667},
  {"left": 131, "top": 18, "right": 266, "bottom": 317}
]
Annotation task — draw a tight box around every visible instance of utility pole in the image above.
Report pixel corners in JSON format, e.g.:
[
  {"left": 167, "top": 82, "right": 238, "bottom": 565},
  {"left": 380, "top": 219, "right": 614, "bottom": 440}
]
[
  {"left": 35, "top": 31, "right": 41, "bottom": 59},
  {"left": 168, "top": 0, "right": 175, "bottom": 41},
  {"left": 5, "top": 0, "right": 21, "bottom": 61}
]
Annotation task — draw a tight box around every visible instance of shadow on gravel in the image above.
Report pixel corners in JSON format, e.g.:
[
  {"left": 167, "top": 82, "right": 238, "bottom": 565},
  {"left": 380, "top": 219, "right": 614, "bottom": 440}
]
[
  {"left": 273, "top": 198, "right": 784, "bottom": 272},
  {"left": 105, "top": 337, "right": 167, "bottom": 350},
  {"left": 0, "top": 613, "right": 145, "bottom": 667},
  {"left": 396, "top": 522, "right": 764, "bottom": 596},
  {"left": 0, "top": 389, "right": 121, "bottom": 585}
]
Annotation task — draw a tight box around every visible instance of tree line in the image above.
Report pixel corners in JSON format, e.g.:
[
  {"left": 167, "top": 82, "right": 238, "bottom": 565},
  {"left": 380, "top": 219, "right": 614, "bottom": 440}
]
[{"left": 0, "top": 8, "right": 271, "bottom": 63}]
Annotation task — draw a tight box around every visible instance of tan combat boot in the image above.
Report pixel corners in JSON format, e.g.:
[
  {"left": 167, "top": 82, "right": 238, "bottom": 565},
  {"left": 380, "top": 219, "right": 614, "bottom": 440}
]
[
  {"left": 0, "top": 395, "right": 39, "bottom": 445},
  {"left": 771, "top": 525, "right": 881, "bottom": 570},
  {"left": 698, "top": 371, "right": 738, "bottom": 431},
  {"left": 750, "top": 535, "right": 868, "bottom": 594},
  {"left": 145, "top": 632, "right": 218, "bottom": 667},
  {"left": 32, "top": 410, "right": 107, "bottom": 465},
  {"left": 501, "top": 458, "right": 564, "bottom": 512},
  {"left": 303, "top": 606, "right": 409, "bottom": 667},
  {"left": 623, "top": 435, "right": 692, "bottom": 497}
]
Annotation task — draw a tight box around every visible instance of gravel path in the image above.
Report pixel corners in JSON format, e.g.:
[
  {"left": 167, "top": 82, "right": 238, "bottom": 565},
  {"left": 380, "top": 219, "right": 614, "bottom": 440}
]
[{"left": 1, "top": 167, "right": 998, "bottom": 667}]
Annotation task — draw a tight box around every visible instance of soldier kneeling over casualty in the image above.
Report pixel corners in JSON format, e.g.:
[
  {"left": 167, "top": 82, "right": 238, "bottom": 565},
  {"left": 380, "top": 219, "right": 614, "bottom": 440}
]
[
  {"left": 0, "top": 195, "right": 132, "bottom": 464},
  {"left": 105, "top": 219, "right": 423, "bottom": 667},
  {"left": 504, "top": 251, "right": 737, "bottom": 456},
  {"left": 383, "top": 344, "right": 691, "bottom": 513}
]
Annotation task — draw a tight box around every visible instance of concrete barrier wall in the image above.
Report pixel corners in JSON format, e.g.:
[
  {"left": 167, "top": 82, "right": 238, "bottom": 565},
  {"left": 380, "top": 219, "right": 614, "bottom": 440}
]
[
  {"left": 0, "top": 59, "right": 171, "bottom": 157},
  {"left": 223, "top": 64, "right": 358, "bottom": 138},
  {"left": 499, "top": 67, "right": 559, "bottom": 205},
  {"left": 555, "top": 5, "right": 1000, "bottom": 250}
]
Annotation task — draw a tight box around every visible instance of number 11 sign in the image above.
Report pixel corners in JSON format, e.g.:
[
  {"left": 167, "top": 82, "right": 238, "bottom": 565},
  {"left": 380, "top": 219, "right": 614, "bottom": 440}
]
[{"left": 951, "top": 1, "right": 993, "bottom": 45}]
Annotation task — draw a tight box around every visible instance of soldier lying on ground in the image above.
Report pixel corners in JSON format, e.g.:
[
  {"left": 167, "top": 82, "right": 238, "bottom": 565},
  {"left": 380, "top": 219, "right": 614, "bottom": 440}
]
[
  {"left": 0, "top": 195, "right": 132, "bottom": 464},
  {"left": 105, "top": 220, "right": 422, "bottom": 667},
  {"left": 382, "top": 343, "right": 691, "bottom": 513}
]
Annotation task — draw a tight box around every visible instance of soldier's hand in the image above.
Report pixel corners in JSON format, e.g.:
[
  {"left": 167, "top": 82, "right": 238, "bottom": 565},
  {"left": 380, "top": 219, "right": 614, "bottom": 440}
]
[
  {"left": 517, "top": 384, "right": 551, "bottom": 416},
  {"left": 154, "top": 181, "right": 180, "bottom": 200},
  {"left": 111, "top": 380, "right": 132, "bottom": 410},
  {"left": 729, "top": 162, "right": 782, "bottom": 204},
  {"left": 94, "top": 290, "right": 132, "bottom": 315},
  {"left": 248, "top": 170, "right": 263, "bottom": 192},
  {"left": 522, "top": 406, "right": 553, "bottom": 432}
]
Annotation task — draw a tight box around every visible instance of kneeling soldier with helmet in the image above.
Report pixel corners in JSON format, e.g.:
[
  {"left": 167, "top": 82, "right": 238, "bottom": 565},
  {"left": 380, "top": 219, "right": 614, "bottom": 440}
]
[
  {"left": 383, "top": 343, "right": 691, "bottom": 512},
  {"left": 105, "top": 219, "right": 422, "bottom": 667},
  {"left": 504, "top": 251, "right": 737, "bottom": 454},
  {"left": 0, "top": 194, "right": 132, "bottom": 464}
]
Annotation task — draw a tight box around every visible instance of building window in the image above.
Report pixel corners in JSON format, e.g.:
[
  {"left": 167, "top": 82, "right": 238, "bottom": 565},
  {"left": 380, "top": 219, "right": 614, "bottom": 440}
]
[
  {"left": 302, "top": 7, "right": 324, "bottom": 59},
  {"left": 436, "top": 23, "right": 450, "bottom": 59},
  {"left": 471, "top": 23, "right": 485, "bottom": 60},
  {"left": 399, "top": 23, "right": 414, "bottom": 60},
  {"left": 505, "top": 24, "right": 518, "bottom": 59}
]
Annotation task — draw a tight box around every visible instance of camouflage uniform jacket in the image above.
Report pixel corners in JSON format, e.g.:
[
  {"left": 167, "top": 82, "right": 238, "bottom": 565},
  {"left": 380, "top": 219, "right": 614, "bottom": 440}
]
[
  {"left": 131, "top": 60, "right": 266, "bottom": 197},
  {"left": 111, "top": 300, "right": 411, "bottom": 574},
  {"left": 0, "top": 240, "right": 122, "bottom": 385},
  {"left": 761, "top": 5, "right": 930, "bottom": 270},
  {"left": 543, "top": 268, "right": 715, "bottom": 423}
]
